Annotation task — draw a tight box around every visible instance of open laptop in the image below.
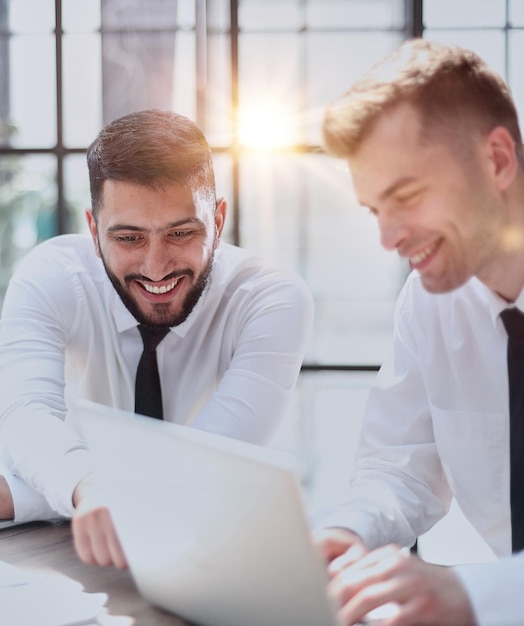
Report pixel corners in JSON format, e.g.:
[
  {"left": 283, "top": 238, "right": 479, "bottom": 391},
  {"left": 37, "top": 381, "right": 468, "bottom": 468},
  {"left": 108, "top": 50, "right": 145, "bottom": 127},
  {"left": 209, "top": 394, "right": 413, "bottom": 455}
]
[{"left": 75, "top": 399, "right": 394, "bottom": 626}]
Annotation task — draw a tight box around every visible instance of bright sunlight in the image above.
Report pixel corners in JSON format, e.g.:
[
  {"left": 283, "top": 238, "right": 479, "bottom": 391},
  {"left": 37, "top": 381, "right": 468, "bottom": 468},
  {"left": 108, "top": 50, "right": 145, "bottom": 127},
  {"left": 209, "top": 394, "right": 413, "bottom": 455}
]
[{"left": 237, "top": 100, "right": 298, "bottom": 149}]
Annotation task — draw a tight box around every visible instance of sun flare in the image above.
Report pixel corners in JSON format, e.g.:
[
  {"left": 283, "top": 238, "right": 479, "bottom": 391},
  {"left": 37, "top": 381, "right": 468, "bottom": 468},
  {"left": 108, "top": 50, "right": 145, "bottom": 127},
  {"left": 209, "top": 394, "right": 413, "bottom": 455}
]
[{"left": 237, "top": 101, "right": 298, "bottom": 149}]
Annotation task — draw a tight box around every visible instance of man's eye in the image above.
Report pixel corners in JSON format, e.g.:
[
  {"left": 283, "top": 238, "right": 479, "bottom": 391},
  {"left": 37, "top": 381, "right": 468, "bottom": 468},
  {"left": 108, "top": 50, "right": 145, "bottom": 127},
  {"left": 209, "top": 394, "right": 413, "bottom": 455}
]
[
  {"left": 115, "top": 234, "right": 141, "bottom": 242},
  {"left": 396, "top": 191, "right": 421, "bottom": 206},
  {"left": 170, "top": 230, "right": 192, "bottom": 238}
]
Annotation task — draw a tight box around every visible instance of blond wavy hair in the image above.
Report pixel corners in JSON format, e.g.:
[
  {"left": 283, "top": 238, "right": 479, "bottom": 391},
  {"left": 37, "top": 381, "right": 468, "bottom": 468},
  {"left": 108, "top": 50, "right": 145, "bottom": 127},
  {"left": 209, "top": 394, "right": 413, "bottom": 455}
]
[{"left": 323, "top": 38, "right": 523, "bottom": 165}]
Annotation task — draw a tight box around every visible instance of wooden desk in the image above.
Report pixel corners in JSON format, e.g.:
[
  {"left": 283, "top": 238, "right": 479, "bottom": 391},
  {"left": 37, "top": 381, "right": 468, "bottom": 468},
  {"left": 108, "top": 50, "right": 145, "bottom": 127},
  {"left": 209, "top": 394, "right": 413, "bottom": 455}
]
[{"left": 0, "top": 521, "right": 194, "bottom": 625}]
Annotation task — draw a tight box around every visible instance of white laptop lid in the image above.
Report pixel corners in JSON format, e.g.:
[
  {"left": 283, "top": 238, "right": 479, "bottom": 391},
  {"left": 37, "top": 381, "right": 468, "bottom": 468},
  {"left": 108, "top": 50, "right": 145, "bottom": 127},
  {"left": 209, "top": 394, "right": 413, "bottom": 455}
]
[{"left": 75, "top": 399, "right": 342, "bottom": 626}]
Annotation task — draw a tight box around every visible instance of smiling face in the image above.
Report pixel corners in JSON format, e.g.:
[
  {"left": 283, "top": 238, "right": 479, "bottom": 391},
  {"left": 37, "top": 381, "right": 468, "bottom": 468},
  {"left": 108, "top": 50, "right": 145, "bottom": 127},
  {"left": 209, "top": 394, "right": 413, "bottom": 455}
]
[
  {"left": 87, "top": 180, "right": 226, "bottom": 327},
  {"left": 348, "top": 102, "right": 513, "bottom": 294}
]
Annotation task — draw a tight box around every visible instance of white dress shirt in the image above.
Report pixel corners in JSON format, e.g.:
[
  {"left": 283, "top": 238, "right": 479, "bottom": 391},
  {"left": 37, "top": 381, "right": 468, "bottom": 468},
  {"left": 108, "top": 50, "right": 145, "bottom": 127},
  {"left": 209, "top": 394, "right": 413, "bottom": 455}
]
[
  {"left": 0, "top": 234, "right": 313, "bottom": 522},
  {"left": 314, "top": 270, "right": 524, "bottom": 625}
]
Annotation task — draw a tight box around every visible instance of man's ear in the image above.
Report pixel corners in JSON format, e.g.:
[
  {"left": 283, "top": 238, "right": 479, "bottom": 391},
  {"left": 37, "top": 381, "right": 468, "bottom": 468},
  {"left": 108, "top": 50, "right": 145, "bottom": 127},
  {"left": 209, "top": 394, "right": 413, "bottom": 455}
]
[
  {"left": 214, "top": 198, "right": 227, "bottom": 243},
  {"left": 85, "top": 209, "right": 101, "bottom": 258},
  {"left": 486, "top": 126, "right": 519, "bottom": 192}
]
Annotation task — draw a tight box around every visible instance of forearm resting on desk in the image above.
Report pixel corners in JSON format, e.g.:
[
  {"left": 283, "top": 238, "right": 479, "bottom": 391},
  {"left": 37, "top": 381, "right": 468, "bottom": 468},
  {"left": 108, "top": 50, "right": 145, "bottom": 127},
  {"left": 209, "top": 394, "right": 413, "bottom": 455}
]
[{"left": 0, "top": 475, "right": 14, "bottom": 520}]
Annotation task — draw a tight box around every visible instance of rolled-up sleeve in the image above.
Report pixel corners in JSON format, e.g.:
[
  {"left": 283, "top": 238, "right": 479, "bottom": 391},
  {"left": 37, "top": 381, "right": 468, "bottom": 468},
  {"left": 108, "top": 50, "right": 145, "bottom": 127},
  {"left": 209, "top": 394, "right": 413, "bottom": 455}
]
[{"left": 0, "top": 245, "right": 95, "bottom": 517}]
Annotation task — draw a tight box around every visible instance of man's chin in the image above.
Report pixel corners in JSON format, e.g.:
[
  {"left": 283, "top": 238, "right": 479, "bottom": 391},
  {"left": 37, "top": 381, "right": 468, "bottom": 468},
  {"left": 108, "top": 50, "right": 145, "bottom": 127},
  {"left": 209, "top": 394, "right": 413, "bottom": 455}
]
[
  {"left": 133, "top": 303, "right": 186, "bottom": 328},
  {"left": 420, "top": 274, "right": 469, "bottom": 295}
]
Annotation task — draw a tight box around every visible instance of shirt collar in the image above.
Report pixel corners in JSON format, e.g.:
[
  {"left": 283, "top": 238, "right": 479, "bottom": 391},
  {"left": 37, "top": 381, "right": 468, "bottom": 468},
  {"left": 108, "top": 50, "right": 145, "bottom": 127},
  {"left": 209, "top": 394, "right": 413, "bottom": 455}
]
[
  {"left": 512, "top": 288, "right": 524, "bottom": 315},
  {"left": 475, "top": 277, "right": 524, "bottom": 325}
]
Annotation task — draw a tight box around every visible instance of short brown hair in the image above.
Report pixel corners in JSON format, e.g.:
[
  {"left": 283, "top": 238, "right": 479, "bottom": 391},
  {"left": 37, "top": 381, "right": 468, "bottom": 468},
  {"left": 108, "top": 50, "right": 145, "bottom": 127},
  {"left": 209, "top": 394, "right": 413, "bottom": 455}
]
[
  {"left": 87, "top": 109, "right": 216, "bottom": 218},
  {"left": 323, "top": 38, "right": 523, "bottom": 164}
]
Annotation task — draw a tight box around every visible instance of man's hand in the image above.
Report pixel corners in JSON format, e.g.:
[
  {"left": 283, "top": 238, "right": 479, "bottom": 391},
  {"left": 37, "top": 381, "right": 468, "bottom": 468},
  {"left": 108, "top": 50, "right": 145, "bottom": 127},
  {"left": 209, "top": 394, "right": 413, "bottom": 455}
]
[
  {"left": 72, "top": 476, "right": 128, "bottom": 569},
  {"left": 313, "top": 527, "right": 368, "bottom": 572},
  {"left": 0, "top": 475, "right": 14, "bottom": 520},
  {"left": 328, "top": 543, "right": 478, "bottom": 626}
]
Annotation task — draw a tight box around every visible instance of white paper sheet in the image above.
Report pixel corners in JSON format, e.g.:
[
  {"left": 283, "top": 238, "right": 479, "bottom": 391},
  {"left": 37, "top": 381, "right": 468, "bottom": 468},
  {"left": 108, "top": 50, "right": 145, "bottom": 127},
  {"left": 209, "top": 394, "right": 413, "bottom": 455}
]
[{"left": 0, "top": 560, "right": 110, "bottom": 626}]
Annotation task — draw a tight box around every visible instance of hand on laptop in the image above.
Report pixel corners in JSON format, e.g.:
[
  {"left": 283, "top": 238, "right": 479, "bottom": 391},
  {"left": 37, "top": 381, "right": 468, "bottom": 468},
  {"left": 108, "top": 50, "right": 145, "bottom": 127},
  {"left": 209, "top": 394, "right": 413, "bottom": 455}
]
[
  {"left": 72, "top": 475, "right": 128, "bottom": 569},
  {"left": 313, "top": 527, "right": 368, "bottom": 572},
  {"left": 326, "top": 543, "right": 477, "bottom": 626},
  {"left": 0, "top": 475, "right": 14, "bottom": 520}
]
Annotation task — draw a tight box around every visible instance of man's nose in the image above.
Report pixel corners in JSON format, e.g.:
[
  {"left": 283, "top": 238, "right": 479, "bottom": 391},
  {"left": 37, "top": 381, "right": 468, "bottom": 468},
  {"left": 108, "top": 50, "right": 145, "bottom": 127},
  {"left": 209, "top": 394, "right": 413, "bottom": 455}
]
[
  {"left": 139, "top": 240, "right": 173, "bottom": 281},
  {"left": 378, "top": 212, "right": 409, "bottom": 252}
]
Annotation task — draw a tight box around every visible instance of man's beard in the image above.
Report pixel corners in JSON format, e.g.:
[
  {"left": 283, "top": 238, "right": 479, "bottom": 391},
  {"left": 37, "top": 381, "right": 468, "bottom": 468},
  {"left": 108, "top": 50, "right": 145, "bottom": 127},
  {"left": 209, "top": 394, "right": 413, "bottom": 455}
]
[{"left": 99, "top": 248, "right": 215, "bottom": 329}]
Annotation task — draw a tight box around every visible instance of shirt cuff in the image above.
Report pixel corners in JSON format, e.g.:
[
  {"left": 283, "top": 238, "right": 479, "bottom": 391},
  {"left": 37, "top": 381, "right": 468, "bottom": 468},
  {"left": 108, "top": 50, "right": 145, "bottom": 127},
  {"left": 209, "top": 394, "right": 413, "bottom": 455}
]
[
  {"left": 309, "top": 504, "right": 379, "bottom": 549},
  {"left": 1, "top": 471, "right": 63, "bottom": 525},
  {"left": 44, "top": 448, "right": 96, "bottom": 517}
]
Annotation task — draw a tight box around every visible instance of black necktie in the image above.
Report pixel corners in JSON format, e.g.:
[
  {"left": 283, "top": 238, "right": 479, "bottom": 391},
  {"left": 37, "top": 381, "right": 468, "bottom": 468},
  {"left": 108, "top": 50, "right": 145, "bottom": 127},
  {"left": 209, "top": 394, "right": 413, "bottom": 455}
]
[
  {"left": 135, "top": 325, "right": 170, "bottom": 420},
  {"left": 501, "top": 307, "right": 524, "bottom": 553}
]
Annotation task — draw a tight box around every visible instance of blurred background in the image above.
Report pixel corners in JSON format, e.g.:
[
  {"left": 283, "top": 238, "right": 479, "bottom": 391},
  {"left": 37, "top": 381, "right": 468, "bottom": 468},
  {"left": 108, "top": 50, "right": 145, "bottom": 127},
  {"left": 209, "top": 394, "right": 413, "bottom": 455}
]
[{"left": 0, "top": 0, "right": 520, "bottom": 565}]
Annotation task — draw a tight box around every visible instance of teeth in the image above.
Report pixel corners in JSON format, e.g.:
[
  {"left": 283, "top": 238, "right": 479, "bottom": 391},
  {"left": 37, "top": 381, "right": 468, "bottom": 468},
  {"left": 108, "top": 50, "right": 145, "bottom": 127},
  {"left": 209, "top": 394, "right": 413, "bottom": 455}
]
[
  {"left": 142, "top": 278, "right": 179, "bottom": 295},
  {"left": 410, "top": 243, "right": 437, "bottom": 265}
]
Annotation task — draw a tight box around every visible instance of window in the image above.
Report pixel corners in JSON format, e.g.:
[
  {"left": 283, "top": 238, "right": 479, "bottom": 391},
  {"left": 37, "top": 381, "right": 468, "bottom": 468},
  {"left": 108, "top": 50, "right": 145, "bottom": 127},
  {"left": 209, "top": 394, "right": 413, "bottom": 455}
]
[
  {"left": 0, "top": 0, "right": 409, "bottom": 368},
  {"left": 3, "top": 1, "right": 522, "bottom": 369}
]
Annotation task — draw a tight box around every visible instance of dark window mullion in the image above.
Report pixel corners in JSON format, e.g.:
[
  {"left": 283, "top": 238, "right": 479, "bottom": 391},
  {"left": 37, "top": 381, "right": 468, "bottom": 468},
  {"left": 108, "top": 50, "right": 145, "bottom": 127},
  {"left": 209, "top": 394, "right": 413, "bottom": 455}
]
[
  {"left": 55, "top": 0, "right": 66, "bottom": 234},
  {"left": 230, "top": 0, "right": 240, "bottom": 247},
  {"left": 407, "top": 0, "right": 423, "bottom": 38}
]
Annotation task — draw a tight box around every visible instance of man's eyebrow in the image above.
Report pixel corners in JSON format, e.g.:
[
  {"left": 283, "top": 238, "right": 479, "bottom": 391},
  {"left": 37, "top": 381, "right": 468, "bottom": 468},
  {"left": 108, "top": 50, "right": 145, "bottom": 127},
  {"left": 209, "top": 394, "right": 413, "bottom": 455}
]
[
  {"left": 107, "top": 218, "right": 204, "bottom": 233},
  {"left": 378, "top": 176, "right": 419, "bottom": 202}
]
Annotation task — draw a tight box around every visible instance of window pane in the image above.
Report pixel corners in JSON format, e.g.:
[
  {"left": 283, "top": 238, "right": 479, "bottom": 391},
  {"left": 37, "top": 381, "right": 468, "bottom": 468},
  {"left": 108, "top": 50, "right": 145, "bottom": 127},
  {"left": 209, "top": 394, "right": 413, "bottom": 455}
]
[
  {"left": 176, "top": 0, "right": 196, "bottom": 28},
  {"left": 100, "top": 0, "right": 179, "bottom": 30},
  {"left": 9, "top": 34, "right": 56, "bottom": 148},
  {"left": 306, "top": 32, "right": 403, "bottom": 144},
  {"left": 99, "top": 0, "right": 193, "bottom": 124},
  {"left": 239, "top": 152, "right": 402, "bottom": 365},
  {"left": 424, "top": 0, "right": 506, "bottom": 28},
  {"left": 306, "top": 0, "right": 405, "bottom": 29},
  {"left": 63, "top": 33, "right": 102, "bottom": 147},
  {"left": 101, "top": 31, "right": 180, "bottom": 123},
  {"left": 204, "top": 33, "right": 232, "bottom": 143},
  {"left": 63, "top": 0, "right": 101, "bottom": 32},
  {"left": 64, "top": 154, "right": 91, "bottom": 236},
  {"left": 211, "top": 152, "right": 234, "bottom": 243},
  {"left": 239, "top": 153, "right": 302, "bottom": 270},
  {"left": 304, "top": 153, "right": 402, "bottom": 365},
  {"left": 207, "top": 0, "right": 230, "bottom": 30},
  {"left": 510, "top": 0, "right": 524, "bottom": 26},
  {"left": 172, "top": 31, "right": 197, "bottom": 120},
  {"left": 239, "top": 34, "right": 303, "bottom": 146},
  {"left": 8, "top": 0, "right": 54, "bottom": 34},
  {"left": 239, "top": 0, "right": 303, "bottom": 30},
  {"left": 0, "top": 5, "right": 7, "bottom": 143},
  {"left": 423, "top": 29, "right": 506, "bottom": 79},
  {"left": 508, "top": 31, "right": 524, "bottom": 124},
  {"left": 0, "top": 155, "right": 57, "bottom": 297}
]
